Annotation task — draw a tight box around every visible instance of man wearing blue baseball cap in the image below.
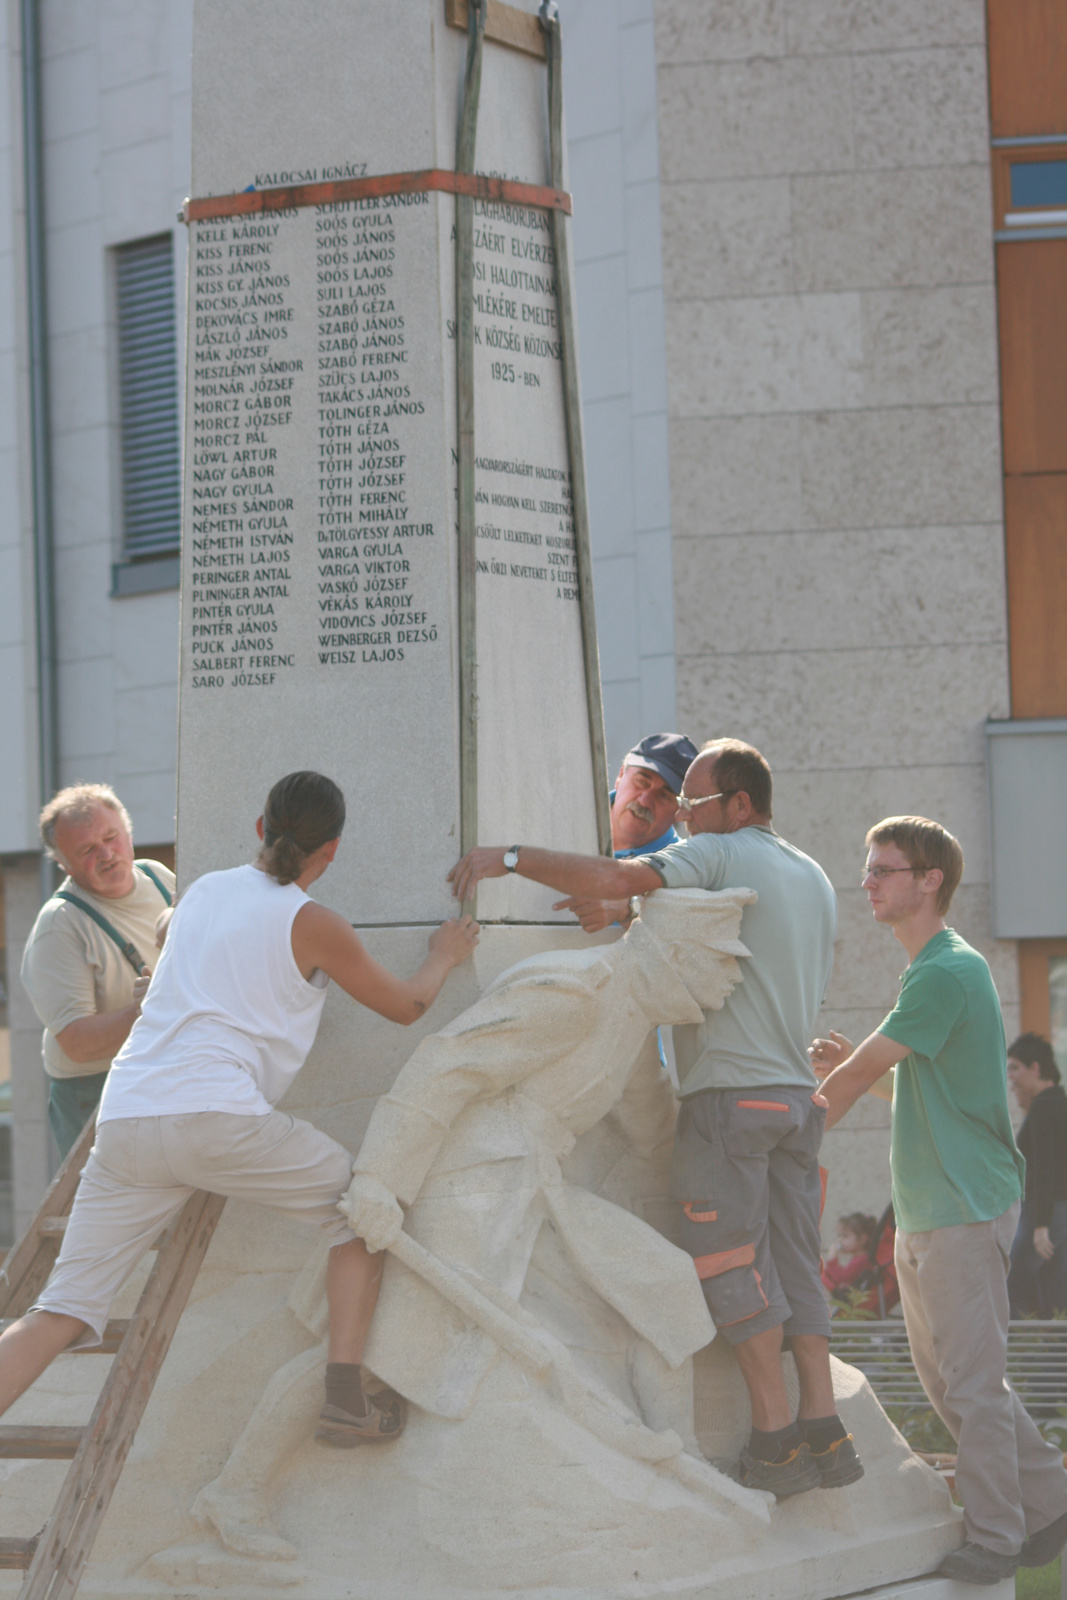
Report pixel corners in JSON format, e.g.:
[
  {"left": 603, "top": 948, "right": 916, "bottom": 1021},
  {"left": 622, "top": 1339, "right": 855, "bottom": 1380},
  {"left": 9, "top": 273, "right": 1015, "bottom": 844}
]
[
  {"left": 612, "top": 733, "right": 699, "bottom": 857},
  {"left": 560, "top": 733, "right": 698, "bottom": 933}
]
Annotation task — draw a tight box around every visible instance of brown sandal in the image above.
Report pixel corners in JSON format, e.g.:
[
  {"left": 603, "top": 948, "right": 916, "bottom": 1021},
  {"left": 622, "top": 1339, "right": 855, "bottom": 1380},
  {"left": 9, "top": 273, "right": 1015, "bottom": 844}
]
[{"left": 315, "top": 1392, "right": 407, "bottom": 1447}]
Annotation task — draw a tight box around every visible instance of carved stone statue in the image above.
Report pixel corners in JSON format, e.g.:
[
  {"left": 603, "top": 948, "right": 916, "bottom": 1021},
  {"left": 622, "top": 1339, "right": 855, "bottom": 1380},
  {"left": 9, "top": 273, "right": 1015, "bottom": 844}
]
[
  {"left": 190, "top": 889, "right": 771, "bottom": 1571},
  {"left": 144, "top": 887, "right": 960, "bottom": 1596}
]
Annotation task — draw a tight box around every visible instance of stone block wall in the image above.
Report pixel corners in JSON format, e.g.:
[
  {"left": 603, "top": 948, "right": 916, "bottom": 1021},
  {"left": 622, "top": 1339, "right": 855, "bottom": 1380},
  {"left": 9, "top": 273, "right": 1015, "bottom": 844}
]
[
  {"left": 563, "top": 0, "right": 678, "bottom": 771},
  {"left": 653, "top": 0, "right": 1015, "bottom": 1234}
]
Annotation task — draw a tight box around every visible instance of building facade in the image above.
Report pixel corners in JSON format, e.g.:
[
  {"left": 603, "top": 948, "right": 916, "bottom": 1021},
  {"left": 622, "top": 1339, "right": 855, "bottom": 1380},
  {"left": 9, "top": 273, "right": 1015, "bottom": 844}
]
[{"left": 1, "top": 0, "right": 1064, "bottom": 1237}]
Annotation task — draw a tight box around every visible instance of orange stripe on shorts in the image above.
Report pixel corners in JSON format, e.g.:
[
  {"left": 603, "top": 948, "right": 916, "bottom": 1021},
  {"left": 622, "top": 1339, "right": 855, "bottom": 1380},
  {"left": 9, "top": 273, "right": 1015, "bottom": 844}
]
[
  {"left": 683, "top": 1202, "right": 718, "bottom": 1223},
  {"left": 736, "top": 1100, "right": 790, "bottom": 1112},
  {"left": 693, "top": 1243, "right": 756, "bottom": 1279}
]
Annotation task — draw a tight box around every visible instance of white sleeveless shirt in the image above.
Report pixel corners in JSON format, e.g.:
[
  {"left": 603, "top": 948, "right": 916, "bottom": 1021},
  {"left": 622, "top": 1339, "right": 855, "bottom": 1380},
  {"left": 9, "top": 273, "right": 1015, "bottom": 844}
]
[{"left": 98, "top": 865, "right": 328, "bottom": 1122}]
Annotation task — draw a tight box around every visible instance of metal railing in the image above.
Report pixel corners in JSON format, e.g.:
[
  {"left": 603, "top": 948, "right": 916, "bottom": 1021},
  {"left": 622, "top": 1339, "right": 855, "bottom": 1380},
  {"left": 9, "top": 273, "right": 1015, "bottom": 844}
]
[{"left": 831, "top": 1320, "right": 1067, "bottom": 1431}]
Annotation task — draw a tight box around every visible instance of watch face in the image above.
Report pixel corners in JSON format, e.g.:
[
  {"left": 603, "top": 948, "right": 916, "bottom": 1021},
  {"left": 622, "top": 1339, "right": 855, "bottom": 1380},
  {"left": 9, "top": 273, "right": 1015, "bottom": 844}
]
[{"left": 504, "top": 848, "right": 519, "bottom": 870}]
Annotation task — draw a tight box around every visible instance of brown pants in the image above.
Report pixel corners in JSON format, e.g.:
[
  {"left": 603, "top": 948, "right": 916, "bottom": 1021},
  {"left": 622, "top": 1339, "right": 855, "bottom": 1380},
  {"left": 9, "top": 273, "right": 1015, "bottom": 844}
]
[{"left": 896, "top": 1205, "right": 1067, "bottom": 1555}]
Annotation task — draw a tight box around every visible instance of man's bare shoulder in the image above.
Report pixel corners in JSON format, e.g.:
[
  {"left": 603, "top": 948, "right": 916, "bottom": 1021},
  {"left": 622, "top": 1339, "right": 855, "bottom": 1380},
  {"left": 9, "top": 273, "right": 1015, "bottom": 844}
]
[
  {"left": 293, "top": 899, "right": 352, "bottom": 937},
  {"left": 291, "top": 899, "right": 365, "bottom": 962}
]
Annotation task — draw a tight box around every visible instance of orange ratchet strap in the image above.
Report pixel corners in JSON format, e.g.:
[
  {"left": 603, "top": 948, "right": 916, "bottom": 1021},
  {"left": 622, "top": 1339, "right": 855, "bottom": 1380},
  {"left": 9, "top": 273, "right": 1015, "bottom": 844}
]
[{"left": 182, "top": 168, "right": 572, "bottom": 223}]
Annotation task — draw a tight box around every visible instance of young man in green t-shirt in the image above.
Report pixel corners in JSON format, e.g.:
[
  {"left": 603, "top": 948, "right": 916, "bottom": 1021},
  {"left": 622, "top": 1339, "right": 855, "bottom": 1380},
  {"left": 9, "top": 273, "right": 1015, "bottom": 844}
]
[{"left": 813, "top": 816, "right": 1067, "bottom": 1586}]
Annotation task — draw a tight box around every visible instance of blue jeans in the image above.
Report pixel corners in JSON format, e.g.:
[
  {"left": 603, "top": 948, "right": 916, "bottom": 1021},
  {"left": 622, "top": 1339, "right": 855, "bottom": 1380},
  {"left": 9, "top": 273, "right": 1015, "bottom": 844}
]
[{"left": 1008, "top": 1200, "right": 1067, "bottom": 1317}]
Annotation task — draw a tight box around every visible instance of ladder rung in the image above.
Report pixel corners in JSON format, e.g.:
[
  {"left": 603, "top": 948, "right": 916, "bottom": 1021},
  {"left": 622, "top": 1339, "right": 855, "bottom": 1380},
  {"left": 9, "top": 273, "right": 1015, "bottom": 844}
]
[
  {"left": 0, "top": 1426, "right": 84, "bottom": 1459},
  {"left": 92, "top": 1319, "right": 129, "bottom": 1354},
  {"left": 0, "top": 1537, "right": 38, "bottom": 1570}
]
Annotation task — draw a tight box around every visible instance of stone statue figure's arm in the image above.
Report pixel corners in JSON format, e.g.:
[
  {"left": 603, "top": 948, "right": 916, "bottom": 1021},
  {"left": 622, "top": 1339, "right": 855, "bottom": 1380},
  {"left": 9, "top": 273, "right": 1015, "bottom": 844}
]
[
  {"left": 608, "top": 1036, "right": 678, "bottom": 1162},
  {"left": 575, "top": 1033, "right": 679, "bottom": 1212},
  {"left": 351, "top": 972, "right": 603, "bottom": 1205}
]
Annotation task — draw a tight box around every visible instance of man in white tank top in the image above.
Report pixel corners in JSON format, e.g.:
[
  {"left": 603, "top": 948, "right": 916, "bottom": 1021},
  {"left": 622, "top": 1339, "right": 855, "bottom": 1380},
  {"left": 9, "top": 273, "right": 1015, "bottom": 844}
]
[{"left": 0, "top": 771, "right": 478, "bottom": 1446}]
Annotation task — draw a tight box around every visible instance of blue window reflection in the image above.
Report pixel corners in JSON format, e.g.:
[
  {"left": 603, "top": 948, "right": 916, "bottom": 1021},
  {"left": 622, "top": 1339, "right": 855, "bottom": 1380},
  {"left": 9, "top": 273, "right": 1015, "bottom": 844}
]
[{"left": 1010, "top": 161, "right": 1067, "bottom": 209}]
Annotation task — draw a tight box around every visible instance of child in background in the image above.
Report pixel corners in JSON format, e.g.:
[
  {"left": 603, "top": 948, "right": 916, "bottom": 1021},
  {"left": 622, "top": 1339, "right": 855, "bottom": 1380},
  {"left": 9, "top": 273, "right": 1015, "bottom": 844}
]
[{"left": 821, "top": 1213, "right": 878, "bottom": 1311}]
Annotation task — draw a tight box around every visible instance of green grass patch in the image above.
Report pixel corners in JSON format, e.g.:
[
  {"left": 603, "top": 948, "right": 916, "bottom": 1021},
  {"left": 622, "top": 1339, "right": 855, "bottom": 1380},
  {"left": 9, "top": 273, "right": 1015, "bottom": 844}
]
[{"left": 1016, "top": 1556, "right": 1061, "bottom": 1599}]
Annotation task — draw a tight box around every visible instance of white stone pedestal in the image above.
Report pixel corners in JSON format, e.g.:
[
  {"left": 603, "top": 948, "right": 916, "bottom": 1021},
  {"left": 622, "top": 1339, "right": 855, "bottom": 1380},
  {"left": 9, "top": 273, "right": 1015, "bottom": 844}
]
[{"left": 843, "top": 1580, "right": 1014, "bottom": 1600}]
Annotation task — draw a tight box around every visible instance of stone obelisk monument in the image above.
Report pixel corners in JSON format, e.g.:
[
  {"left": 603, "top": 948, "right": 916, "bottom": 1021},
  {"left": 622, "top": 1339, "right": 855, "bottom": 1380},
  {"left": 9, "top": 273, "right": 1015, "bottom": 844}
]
[{"left": 177, "top": 0, "right": 608, "bottom": 926}]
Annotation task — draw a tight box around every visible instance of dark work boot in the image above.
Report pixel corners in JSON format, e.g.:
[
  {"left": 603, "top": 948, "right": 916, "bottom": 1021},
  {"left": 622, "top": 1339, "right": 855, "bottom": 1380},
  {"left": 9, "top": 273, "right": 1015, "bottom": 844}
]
[
  {"left": 938, "top": 1542, "right": 1021, "bottom": 1585},
  {"left": 796, "top": 1415, "right": 865, "bottom": 1488},
  {"left": 1019, "top": 1507, "right": 1067, "bottom": 1568},
  {"left": 736, "top": 1424, "right": 820, "bottom": 1498},
  {"left": 737, "top": 1441, "right": 821, "bottom": 1497}
]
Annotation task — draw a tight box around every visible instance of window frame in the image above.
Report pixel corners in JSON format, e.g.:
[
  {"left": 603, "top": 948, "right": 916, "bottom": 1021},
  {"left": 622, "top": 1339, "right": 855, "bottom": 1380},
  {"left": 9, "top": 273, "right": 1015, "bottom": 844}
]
[{"left": 109, "top": 232, "right": 183, "bottom": 595}]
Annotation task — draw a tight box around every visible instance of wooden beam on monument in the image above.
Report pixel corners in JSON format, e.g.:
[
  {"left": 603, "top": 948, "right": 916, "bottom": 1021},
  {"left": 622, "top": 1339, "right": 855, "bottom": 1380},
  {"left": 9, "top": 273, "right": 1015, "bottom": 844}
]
[{"left": 444, "top": 0, "right": 547, "bottom": 59}]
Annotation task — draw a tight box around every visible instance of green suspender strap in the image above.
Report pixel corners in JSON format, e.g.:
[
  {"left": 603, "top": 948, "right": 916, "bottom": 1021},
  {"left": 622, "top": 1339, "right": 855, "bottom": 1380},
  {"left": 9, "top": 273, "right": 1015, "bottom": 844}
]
[
  {"left": 133, "top": 861, "right": 174, "bottom": 906},
  {"left": 54, "top": 893, "right": 146, "bottom": 974},
  {"left": 54, "top": 864, "right": 172, "bottom": 975}
]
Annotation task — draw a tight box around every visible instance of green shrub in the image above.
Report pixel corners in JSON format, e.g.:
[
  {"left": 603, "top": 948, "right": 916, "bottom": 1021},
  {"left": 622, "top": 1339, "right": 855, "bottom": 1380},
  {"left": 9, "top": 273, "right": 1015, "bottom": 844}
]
[{"left": 882, "top": 1403, "right": 956, "bottom": 1456}]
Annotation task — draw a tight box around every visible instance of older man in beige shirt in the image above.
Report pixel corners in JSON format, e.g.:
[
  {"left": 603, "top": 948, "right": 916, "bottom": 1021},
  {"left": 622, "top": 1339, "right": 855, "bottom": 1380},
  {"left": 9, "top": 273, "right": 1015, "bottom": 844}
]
[{"left": 21, "top": 784, "right": 174, "bottom": 1156}]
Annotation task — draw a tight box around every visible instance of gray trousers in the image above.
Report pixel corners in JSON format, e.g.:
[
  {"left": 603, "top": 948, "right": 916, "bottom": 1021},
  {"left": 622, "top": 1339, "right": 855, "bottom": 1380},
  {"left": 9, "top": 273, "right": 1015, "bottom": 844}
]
[{"left": 896, "top": 1204, "right": 1067, "bottom": 1555}]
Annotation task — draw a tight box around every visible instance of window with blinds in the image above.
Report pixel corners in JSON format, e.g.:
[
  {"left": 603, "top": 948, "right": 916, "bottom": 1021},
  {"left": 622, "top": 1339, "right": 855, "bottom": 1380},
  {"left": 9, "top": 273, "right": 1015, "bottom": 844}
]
[{"left": 115, "top": 234, "right": 181, "bottom": 560}]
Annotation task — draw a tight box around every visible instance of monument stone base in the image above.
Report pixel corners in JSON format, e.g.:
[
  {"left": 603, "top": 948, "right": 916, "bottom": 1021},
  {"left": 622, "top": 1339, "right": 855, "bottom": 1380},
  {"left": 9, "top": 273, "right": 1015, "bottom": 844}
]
[
  {"left": 0, "top": 922, "right": 964, "bottom": 1600},
  {"left": 855, "top": 1584, "right": 1014, "bottom": 1600},
  {"left": 0, "top": 1325, "right": 963, "bottom": 1600}
]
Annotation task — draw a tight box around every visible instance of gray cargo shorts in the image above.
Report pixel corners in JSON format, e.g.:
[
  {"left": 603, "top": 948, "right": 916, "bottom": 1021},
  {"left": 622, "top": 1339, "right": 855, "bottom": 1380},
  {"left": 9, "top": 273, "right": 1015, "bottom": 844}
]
[{"left": 670, "top": 1085, "right": 830, "bottom": 1345}]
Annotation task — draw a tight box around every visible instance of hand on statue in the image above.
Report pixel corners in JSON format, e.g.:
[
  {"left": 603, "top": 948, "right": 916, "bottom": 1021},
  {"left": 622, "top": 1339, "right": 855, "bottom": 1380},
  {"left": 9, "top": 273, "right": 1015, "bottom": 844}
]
[
  {"left": 1034, "top": 1226, "right": 1055, "bottom": 1261},
  {"left": 429, "top": 913, "right": 480, "bottom": 967},
  {"left": 552, "top": 896, "right": 629, "bottom": 933},
  {"left": 340, "top": 1174, "right": 404, "bottom": 1254},
  {"left": 808, "top": 1030, "right": 854, "bottom": 1079},
  {"left": 447, "top": 847, "right": 508, "bottom": 903}
]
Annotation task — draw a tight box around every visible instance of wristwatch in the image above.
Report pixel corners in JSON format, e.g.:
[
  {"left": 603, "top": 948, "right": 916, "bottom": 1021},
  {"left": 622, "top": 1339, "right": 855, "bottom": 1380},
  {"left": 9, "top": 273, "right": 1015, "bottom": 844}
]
[{"left": 503, "top": 845, "right": 521, "bottom": 872}]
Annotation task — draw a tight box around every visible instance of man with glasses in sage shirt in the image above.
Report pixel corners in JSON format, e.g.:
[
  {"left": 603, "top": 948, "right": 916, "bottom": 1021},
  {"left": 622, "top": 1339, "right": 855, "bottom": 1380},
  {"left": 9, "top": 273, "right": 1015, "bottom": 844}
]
[{"left": 450, "top": 737, "right": 861, "bottom": 1500}]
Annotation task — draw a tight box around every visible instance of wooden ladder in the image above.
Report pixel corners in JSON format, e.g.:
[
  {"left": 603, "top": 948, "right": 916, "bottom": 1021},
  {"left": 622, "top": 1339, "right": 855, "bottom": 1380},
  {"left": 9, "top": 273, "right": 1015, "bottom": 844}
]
[{"left": 0, "top": 1117, "right": 225, "bottom": 1600}]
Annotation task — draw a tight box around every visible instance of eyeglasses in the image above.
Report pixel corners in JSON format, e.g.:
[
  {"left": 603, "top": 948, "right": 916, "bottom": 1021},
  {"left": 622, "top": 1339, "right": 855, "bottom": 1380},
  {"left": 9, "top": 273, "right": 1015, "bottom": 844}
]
[
  {"left": 861, "top": 866, "right": 919, "bottom": 885},
  {"left": 676, "top": 791, "right": 729, "bottom": 815}
]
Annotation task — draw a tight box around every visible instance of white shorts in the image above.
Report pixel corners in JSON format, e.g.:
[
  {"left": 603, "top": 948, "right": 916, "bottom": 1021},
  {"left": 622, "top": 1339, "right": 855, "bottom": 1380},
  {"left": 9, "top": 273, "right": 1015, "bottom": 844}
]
[{"left": 33, "top": 1110, "right": 356, "bottom": 1346}]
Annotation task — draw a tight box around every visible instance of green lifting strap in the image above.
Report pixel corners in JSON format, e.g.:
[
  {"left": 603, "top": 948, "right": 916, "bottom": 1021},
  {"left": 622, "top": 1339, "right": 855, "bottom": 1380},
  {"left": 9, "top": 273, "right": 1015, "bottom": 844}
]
[
  {"left": 455, "top": 0, "right": 488, "bottom": 913},
  {"left": 540, "top": 3, "right": 611, "bottom": 856},
  {"left": 54, "top": 864, "right": 172, "bottom": 975}
]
